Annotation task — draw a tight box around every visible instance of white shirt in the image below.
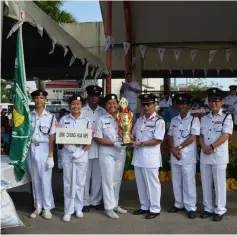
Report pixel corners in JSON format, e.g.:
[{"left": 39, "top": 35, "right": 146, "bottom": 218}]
[
  {"left": 59, "top": 113, "right": 92, "bottom": 163},
  {"left": 31, "top": 109, "right": 56, "bottom": 143},
  {"left": 200, "top": 108, "right": 233, "bottom": 164},
  {"left": 224, "top": 95, "right": 237, "bottom": 113},
  {"left": 81, "top": 104, "right": 107, "bottom": 159},
  {"left": 234, "top": 103, "right": 237, "bottom": 125},
  {"left": 159, "top": 97, "right": 172, "bottom": 108},
  {"left": 94, "top": 113, "right": 125, "bottom": 156},
  {"left": 168, "top": 112, "right": 200, "bottom": 165},
  {"left": 132, "top": 112, "right": 165, "bottom": 168},
  {"left": 122, "top": 81, "right": 141, "bottom": 110}
]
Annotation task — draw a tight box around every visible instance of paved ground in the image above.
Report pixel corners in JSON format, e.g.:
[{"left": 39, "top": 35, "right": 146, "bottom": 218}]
[{"left": 2, "top": 171, "right": 237, "bottom": 234}]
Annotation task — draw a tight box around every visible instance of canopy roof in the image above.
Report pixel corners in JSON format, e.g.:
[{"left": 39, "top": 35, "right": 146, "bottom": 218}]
[{"left": 2, "top": 0, "right": 106, "bottom": 80}]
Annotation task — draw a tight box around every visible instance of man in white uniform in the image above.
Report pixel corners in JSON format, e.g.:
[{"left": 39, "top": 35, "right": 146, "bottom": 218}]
[
  {"left": 234, "top": 102, "right": 237, "bottom": 131},
  {"left": 81, "top": 85, "right": 107, "bottom": 212},
  {"left": 200, "top": 88, "right": 233, "bottom": 221},
  {"left": 94, "top": 94, "right": 127, "bottom": 220},
  {"left": 120, "top": 72, "right": 142, "bottom": 124},
  {"left": 132, "top": 93, "right": 165, "bottom": 219},
  {"left": 28, "top": 89, "right": 56, "bottom": 220},
  {"left": 224, "top": 85, "right": 237, "bottom": 117},
  {"left": 168, "top": 94, "right": 200, "bottom": 219},
  {"left": 159, "top": 91, "right": 172, "bottom": 112}
]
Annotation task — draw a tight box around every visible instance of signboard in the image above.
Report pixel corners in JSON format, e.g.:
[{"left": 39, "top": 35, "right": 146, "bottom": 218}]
[{"left": 56, "top": 128, "right": 92, "bottom": 145}]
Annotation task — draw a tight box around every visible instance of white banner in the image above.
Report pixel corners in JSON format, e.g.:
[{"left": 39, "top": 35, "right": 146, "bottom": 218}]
[
  {"left": 56, "top": 128, "right": 92, "bottom": 145},
  {"left": 226, "top": 49, "right": 231, "bottom": 62},
  {"left": 174, "top": 49, "right": 181, "bottom": 61},
  {"left": 192, "top": 69, "right": 195, "bottom": 77},
  {"left": 140, "top": 45, "right": 147, "bottom": 58},
  {"left": 157, "top": 48, "right": 165, "bottom": 62},
  {"left": 216, "top": 67, "right": 220, "bottom": 76},
  {"left": 191, "top": 50, "right": 198, "bottom": 62},
  {"left": 204, "top": 68, "right": 208, "bottom": 77},
  {"left": 123, "top": 42, "right": 131, "bottom": 56},
  {"left": 209, "top": 50, "right": 217, "bottom": 64}
]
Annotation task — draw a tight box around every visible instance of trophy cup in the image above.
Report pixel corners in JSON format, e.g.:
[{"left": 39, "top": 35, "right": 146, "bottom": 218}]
[{"left": 117, "top": 98, "right": 133, "bottom": 146}]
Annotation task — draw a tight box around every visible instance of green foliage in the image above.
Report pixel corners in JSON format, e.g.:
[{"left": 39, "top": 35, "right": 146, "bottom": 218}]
[
  {"left": 35, "top": 1, "right": 77, "bottom": 23},
  {"left": 125, "top": 148, "right": 134, "bottom": 170},
  {"left": 1, "top": 79, "right": 14, "bottom": 103},
  {"left": 187, "top": 78, "right": 223, "bottom": 91}
]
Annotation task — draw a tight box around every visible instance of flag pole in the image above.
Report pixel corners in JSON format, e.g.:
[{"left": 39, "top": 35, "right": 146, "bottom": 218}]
[{"left": 0, "top": 1, "right": 4, "bottom": 80}]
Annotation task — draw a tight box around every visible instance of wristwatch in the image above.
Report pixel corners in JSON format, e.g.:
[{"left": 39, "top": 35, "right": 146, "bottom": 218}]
[{"left": 178, "top": 145, "right": 182, "bottom": 150}]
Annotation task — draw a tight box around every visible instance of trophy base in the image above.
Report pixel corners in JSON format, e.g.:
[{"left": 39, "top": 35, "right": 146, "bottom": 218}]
[{"left": 121, "top": 143, "right": 133, "bottom": 147}]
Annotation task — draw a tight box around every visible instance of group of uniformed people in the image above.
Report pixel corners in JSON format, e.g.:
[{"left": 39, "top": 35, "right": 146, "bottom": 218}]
[{"left": 26, "top": 83, "right": 234, "bottom": 222}]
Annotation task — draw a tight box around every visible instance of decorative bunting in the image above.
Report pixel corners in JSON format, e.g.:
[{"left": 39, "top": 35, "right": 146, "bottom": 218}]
[
  {"left": 83, "top": 63, "right": 90, "bottom": 80},
  {"left": 157, "top": 48, "right": 165, "bottom": 62},
  {"left": 69, "top": 54, "right": 77, "bottom": 67},
  {"left": 180, "top": 68, "right": 183, "bottom": 75},
  {"left": 139, "top": 45, "right": 147, "bottom": 58},
  {"left": 95, "top": 68, "right": 101, "bottom": 79},
  {"left": 62, "top": 45, "right": 68, "bottom": 57},
  {"left": 20, "top": 9, "right": 25, "bottom": 21},
  {"left": 37, "top": 24, "right": 43, "bottom": 37},
  {"left": 192, "top": 69, "right": 195, "bottom": 77},
  {"left": 204, "top": 68, "right": 208, "bottom": 77},
  {"left": 168, "top": 66, "right": 172, "bottom": 75},
  {"left": 6, "top": 21, "right": 23, "bottom": 39},
  {"left": 174, "top": 49, "right": 181, "bottom": 61},
  {"left": 191, "top": 50, "right": 198, "bottom": 62},
  {"left": 49, "top": 37, "right": 57, "bottom": 54},
  {"left": 91, "top": 66, "right": 95, "bottom": 77},
  {"left": 156, "top": 64, "right": 160, "bottom": 72},
  {"left": 209, "top": 50, "right": 217, "bottom": 64},
  {"left": 81, "top": 58, "right": 86, "bottom": 65},
  {"left": 123, "top": 42, "right": 131, "bottom": 56},
  {"left": 216, "top": 67, "right": 220, "bottom": 76},
  {"left": 105, "top": 36, "right": 114, "bottom": 52},
  {"left": 226, "top": 49, "right": 231, "bottom": 62},
  {"left": 229, "top": 65, "right": 233, "bottom": 73}
]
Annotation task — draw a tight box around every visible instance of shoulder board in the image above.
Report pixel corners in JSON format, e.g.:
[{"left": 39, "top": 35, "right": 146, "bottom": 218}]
[{"left": 222, "top": 110, "right": 230, "bottom": 115}]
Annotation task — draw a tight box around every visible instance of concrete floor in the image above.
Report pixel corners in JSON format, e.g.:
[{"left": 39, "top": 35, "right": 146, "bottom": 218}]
[{"left": 2, "top": 171, "right": 237, "bottom": 234}]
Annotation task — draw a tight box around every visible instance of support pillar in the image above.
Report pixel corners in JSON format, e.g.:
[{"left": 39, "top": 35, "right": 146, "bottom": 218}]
[
  {"left": 163, "top": 77, "right": 171, "bottom": 91},
  {"left": 105, "top": 0, "right": 112, "bottom": 94}
]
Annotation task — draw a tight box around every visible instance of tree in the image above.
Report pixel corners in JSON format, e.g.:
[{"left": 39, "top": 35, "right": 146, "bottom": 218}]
[
  {"left": 35, "top": 1, "right": 77, "bottom": 23},
  {"left": 1, "top": 79, "right": 14, "bottom": 103},
  {"left": 187, "top": 78, "right": 223, "bottom": 91}
]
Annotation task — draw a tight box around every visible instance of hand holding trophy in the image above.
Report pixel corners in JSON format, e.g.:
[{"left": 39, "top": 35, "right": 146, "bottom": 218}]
[{"left": 117, "top": 98, "right": 133, "bottom": 146}]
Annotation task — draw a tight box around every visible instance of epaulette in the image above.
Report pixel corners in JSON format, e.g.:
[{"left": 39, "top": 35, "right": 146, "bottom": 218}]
[
  {"left": 222, "top": 110, "right": 230, "bottom": 115},
  {"left": 155, "top": 114, "right": 163, "bottom": 120}
]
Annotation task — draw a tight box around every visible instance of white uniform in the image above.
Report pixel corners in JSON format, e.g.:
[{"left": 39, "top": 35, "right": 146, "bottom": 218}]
[
  {"left": 81, "top": 104, "right": 107, "bottom": 207},
  {"left": 159, "top": 97, "right": 172, "bottom": 109},
  {"left": 234, "top": 103, "right": 237, "bottom": 125},
  {"left": 168, "top": 113, "right": 200, "bottom": 212},
  {"left": 200, "top": 108, "right": 233, "bottom": 215},
  {"left": 59, "top": 114, "right": 91, "bottom": 216},
  {"left": 94, "top": 113, "right": 126, "bottom": 210},
  {"left": 224, "top": 95, "right": 237, "bottom": 114},
  {"left": 132, "top": 112, "right": 165, "bottom": 213},
  {"left": 27, "top": 109, "right": 56, "bottom": 210}
]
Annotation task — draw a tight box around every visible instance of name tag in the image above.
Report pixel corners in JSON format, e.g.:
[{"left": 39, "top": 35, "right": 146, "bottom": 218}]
[
  {"left": 64, "top": 122, "right": 70, "bottom": 124},
  {"left": 146, "top": 125, "right": 155, "bottom": 128},
  {"left": 56, "top": 128, "right": 92, "bottom": 145},
  {"left": 105, "top": 122, "right": 110, "bottom": 125},
  {"left": 214, "top": 121, "right": 222, "bottom": 124}
]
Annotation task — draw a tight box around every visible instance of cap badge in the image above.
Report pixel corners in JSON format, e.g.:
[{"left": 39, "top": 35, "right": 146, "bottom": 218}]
[
  {"left": 111, "top": 95, "right": 115, "bottom": 99},
  {"left": 77, "top": 97, "right": 81, "bottom": 100},
  {"left": 144, "top": 94, "right": 148, "bottom": 99},
  {"left": 93, "top": 87, "right": 97, "bottom": 91},
  {"left": 213, "top": 89, "right": 216, "bottom": 93},
  {"left": 179, "top": 96, "right": 182, "bottom": 100}
]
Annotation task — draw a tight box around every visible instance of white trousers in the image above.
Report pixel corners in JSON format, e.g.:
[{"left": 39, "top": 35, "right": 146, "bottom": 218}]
[
  {"left": 57, "top": 146, "right": 63, "bottom": 169},
  {"left": 200, "top": 164, "right": 227, "bottom": 215},
  {"left": 99, "top": 152, "right": 126, "bottom": 210},
  {"left": 27, "top": 143, "right": 55, "bottom": 210},
  {"left": 63, "top": 159, "right": 88, "bottom": 215},
  {"left": 171, "top": 163, "right": 197, "bottom": 212},
  {"left": 134, "top": 167, "right": 161, "bottom": 213},
  {"left": 83, "top": 158, "right": 102, "bottom": 206}
]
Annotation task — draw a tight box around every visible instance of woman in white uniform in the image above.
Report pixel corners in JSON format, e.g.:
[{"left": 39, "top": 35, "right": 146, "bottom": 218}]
[
  {"left": 59, "top": 95, "right": 92, "bottom": 222},
  {"left": 94, "top": 94, "right": 127, "bottom": 220}
]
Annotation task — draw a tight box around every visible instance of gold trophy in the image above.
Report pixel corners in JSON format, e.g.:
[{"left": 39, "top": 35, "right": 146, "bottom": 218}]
[{"left": 117, "top": 98, "right": 133, "bottom": 146}]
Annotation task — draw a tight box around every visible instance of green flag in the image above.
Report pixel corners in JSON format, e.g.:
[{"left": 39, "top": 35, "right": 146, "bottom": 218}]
[{"left": 9, "top": 28, "right": 32, "bottom": 181}]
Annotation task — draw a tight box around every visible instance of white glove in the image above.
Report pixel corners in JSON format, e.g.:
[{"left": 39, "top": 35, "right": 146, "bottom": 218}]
[
  {"left": 46, "top": 157, "right": 54, "bottom": 169},
  {"left": 114, "top": 142, "right": 127, "bottom": 149},
  {"left": 64, "top": 145, "right": 77, "bottom": 153},
  {"left": 72, "top": 149, "right": 84, "bottom": 159}
]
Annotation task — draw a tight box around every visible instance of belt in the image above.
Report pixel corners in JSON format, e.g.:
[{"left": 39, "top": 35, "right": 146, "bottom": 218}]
[{"left": 31, "top": 142, "right": 48, "bottom": 147}]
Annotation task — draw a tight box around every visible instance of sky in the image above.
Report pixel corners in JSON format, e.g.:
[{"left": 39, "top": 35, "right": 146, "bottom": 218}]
[{"left": 27, "top": 1, "right": 236, "bottom": 90}]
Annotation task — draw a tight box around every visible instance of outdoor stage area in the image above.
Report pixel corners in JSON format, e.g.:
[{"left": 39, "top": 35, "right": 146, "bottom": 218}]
[{"left": 2, "top": 170, "right": 237, "bottom": 234}]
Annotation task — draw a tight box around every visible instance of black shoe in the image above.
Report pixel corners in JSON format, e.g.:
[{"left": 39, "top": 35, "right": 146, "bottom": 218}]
[
  {"left": 91, "top": 204, "right": 104, "bottom": 210},
  {"left": 82, "top": 206, "right": 90, "bottom": 213},
  {"left": 133, "top": 209, "right": 150, "bottom": 215},
  {"left": 213, "top": 214, "right": 224, "bottom": 221},
  {"left": 168, "top": 206, "right": 184, "bottom": 213},
  {"left": 145, "top": 212, "right": 160, "bottom": 219},
  {"left": 188, "top": 210, "right": 196, "bottom": 219},
  {"left": 200, "top": 211, "right": 213, "bottom": 218}
]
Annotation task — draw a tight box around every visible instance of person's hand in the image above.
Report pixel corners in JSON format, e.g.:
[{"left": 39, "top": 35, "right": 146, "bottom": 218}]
[
  {"left": 46, "top": 157, "right": 54, "bottom": 169},
  {"left": 131, "top": 141, "right": 142, "bottom": 148},
  {"left": 172, "top": 147, "right": 181, "bottom": 160},
  {"left": 72, "top": 149, "right": 84, "bottom": 159},
  {"left": 202, "top": 145, "right": 213, "bottom": 155},
  {"left": 113, "top": 142, "right": 127, "bottom": 149}
]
